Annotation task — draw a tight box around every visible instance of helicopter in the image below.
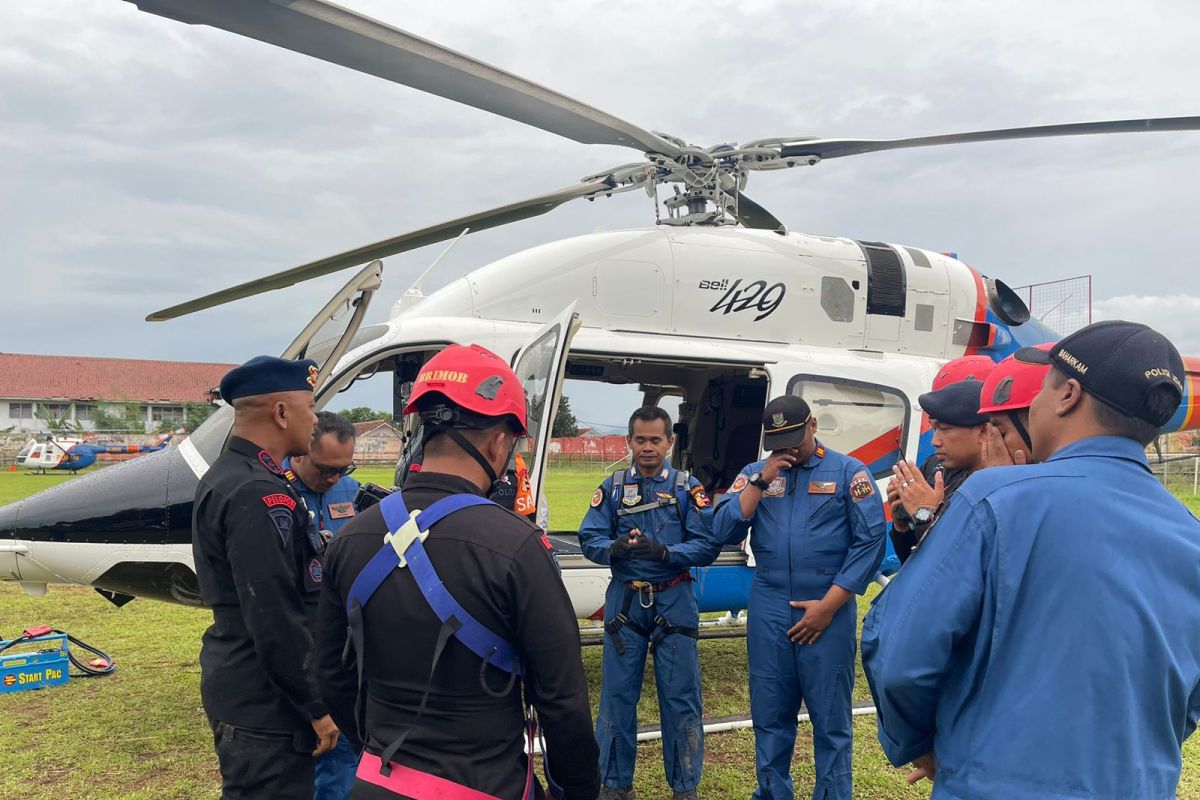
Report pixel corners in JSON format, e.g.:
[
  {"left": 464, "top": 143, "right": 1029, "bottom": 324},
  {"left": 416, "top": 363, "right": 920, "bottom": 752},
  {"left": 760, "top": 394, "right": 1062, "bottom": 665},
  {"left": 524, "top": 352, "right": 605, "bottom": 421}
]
[
  {"left": 15, "top": 432, "right": 175, "bottom": 474},
  {"left": 1, "top": 0, "right": 1198, "bottom": 619}
]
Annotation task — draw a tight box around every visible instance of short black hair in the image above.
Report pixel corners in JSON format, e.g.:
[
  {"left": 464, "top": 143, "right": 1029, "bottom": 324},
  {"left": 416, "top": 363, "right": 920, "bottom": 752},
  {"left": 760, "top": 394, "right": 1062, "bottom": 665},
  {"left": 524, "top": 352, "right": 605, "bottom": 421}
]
[
  {"left": 314, "top": 411, "right": 357, "bottom": 444},
  {"left": 1049, "top": 367, "right": 1164, "bottom": 446},
  {"left": 628, "top": 406, "right": 672, "bottom": 438}
]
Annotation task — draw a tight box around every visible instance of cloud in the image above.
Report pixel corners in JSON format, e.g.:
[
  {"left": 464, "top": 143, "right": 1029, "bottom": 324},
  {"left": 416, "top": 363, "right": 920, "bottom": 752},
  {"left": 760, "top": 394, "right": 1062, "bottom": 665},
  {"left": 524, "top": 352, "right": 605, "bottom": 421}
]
[
  {"left": 2, "top": 0, "right": 1199, "bottom": 375},
  {"left": 1093, "top": 295, "right": 1200, "bottom": 355}
]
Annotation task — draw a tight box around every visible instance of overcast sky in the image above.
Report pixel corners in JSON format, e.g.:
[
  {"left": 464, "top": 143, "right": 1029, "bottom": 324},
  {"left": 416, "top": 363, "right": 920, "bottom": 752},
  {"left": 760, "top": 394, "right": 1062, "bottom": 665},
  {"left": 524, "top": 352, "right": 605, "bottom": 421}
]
[{"left": 3, "top": 0, "right": 1198, "bottom": 428}]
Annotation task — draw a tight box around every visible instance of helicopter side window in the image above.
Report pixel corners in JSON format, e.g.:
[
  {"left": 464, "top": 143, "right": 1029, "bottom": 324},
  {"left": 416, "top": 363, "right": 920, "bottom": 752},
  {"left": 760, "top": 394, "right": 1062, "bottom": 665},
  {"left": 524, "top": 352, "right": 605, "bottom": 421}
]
[
  {"left": 787, "top": 375, "right": 909, "bottom": 479},
  {"left": 511, "top": 324, "right": 564, "bottom": 483}
]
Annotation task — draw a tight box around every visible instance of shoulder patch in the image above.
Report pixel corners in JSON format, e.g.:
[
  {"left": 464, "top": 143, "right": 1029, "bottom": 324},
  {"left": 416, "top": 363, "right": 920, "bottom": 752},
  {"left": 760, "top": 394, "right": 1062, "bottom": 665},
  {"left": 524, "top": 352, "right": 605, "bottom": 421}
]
[
  {"left": 262, "top": 493, "right": 296, "bottom": 510},
  {"left": 849, "top": 470, "right": 876, "bottom": 501},
  {"left": 689, "top": 485, "right": 712, "bottom": 509},
  {"left": 257, "top": 451, "right": 284, "bottom": 475},
  {"left": 267, "top": 507, "right": 294, "bottom": 544},
  {"left": 729, "top": 474, "right": 749, "bottom": 494},
  {"left": 815, "top": 445, "right": 826, "bottom": 459},
  {"left": 539, "top": 531, "right": 554, "bottom": 551},
  {"left": 591, "top": 487, "right": 604, "bottom": 508},
  {"left": 307, "top": 557, "right": 323, "bottom": 583}
]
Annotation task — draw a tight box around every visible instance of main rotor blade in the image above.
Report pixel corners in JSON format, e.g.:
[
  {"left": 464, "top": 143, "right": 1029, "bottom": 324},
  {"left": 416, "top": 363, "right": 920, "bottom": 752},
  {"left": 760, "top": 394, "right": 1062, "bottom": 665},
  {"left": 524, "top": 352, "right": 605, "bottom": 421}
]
[
  {"left": 146, "top": 177, "right": 615, "bottom": 321},
  {"left": 127, "top": 0, "right": 681, "bottom": 156},
  {"left": 733, "top": 192, "right": 786, "bottom": 232},
  {"left": 780, "top": 116, "right": 1200, "bottom": 160}
]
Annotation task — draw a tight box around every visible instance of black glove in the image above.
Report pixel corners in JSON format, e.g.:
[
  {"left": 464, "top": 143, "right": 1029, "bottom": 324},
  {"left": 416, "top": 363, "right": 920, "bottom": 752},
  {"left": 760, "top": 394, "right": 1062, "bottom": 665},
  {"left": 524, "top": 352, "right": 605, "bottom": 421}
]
[
  {"left": 630, "top": 535, "right": 670, "bottom": 564},
  {"left": 610, "top": 533, "right": 637, "bottom": 560},
  {"left": 487, "top": 472, "right": 518, "bottom": 512}
]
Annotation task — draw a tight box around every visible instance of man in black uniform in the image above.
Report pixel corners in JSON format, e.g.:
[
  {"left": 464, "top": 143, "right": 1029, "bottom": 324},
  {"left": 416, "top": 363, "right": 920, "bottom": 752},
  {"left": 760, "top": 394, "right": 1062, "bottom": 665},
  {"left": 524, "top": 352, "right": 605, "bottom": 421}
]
[
  {"left": 888, "top": 379, "right": 990, "bottom": 564},
  {"left": 316, "top": 344, "right": 599, "bottom": 800},
  {"left": 193, "top": 355, "right": 340, "bottom": 799}
]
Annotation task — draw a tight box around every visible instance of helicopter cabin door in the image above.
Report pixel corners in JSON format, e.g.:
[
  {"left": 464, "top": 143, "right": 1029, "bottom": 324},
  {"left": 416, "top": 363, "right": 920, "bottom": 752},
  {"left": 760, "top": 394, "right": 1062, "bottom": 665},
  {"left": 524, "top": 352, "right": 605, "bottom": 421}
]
[{"left": 510, "top": 301, "right": 581, "bottom": 511}]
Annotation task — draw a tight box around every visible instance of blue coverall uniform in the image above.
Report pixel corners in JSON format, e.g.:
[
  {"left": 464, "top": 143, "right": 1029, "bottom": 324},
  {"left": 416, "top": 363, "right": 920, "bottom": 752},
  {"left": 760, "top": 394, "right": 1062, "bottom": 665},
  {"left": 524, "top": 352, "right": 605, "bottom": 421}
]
[
  {"left": 714, "top": 444, "right": 887, "bottom": 800},
  {"left": 282, "top": 459, "right": 361, "bottom": 800},
  {"left": 862, "top": 436, "right": 1200, "bottom": 800},
  {"left": 578, "top": 465, "right": 721, "bottom": 792},
  {"left": 283, "top": 458, "right": 361, "bottom": 537}
]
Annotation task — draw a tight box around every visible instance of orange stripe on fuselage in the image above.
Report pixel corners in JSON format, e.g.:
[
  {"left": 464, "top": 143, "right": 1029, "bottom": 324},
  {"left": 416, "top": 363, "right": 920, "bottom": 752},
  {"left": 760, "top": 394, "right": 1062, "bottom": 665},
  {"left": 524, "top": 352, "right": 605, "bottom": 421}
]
[
  {"left": 849, "top": 426, "right": 904, "bottom": 468},
  {"left": 964, "top": 265, "right": 988, "bottom": 356},
  {"left": 1181, "top": 357, "right": 1200, "bottom": 430}
]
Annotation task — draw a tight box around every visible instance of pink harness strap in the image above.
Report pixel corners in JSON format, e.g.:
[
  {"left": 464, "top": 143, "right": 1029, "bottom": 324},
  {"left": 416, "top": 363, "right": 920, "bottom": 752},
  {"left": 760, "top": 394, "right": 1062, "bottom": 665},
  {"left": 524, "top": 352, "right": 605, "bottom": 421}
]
[{"left": 356, "top": 753, "right": 503, "bottom": 800}]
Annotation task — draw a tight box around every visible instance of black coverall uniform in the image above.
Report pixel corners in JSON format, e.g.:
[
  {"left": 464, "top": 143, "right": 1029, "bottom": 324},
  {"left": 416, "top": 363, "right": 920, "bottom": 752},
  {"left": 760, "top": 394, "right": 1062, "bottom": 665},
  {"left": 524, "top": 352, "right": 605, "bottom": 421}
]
[
  {"left": 193, "top": 436, "right": 328, "bottom": 799},
  {"left": 316, "top": 471, "right": 600, "bottom": 800}
]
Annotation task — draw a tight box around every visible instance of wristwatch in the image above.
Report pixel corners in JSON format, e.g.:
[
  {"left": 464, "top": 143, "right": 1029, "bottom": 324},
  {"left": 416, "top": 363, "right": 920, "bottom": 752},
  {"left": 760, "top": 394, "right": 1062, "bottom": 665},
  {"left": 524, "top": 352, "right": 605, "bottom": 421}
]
[
  {"left": 749, "top": 472, "right": 771, "bottom": 491},
  {"left": 913, "top": 506, "right": 937, "bottom": 524}
]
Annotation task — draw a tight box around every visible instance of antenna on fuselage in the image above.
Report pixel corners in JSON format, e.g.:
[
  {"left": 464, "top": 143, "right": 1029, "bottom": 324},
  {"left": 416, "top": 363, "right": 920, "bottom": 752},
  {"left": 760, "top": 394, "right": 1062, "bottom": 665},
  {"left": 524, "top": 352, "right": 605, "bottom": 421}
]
[{"left": 403, "top": 227, "right": 470, "bottom": 301}]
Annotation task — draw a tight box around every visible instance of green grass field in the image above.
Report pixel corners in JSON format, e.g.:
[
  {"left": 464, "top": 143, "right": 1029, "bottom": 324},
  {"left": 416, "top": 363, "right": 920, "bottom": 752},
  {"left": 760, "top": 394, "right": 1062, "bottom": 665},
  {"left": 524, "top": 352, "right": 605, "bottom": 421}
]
[{"left": 2, "top": 465, "right": 1200, "bottom": 799}]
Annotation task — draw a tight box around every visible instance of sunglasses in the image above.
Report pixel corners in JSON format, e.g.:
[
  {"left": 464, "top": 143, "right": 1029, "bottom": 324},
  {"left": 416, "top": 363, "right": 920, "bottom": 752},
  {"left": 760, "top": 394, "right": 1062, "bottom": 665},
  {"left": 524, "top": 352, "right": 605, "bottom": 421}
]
[{"left": 310, "top": 461, "right": 357, "bottom": 478}]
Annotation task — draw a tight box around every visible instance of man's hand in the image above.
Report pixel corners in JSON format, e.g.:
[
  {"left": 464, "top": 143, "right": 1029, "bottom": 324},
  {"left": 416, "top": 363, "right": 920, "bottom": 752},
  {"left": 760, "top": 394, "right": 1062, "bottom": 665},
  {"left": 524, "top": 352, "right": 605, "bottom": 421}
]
[
  {"left": 611, "top": 531, "right": 639, "bottom": 560},
  {"left": 311, "top": 714, "right": 339, "bottom": 757},
  {"left": 886, "top": 478, "right": 909, "bottom": 532},
  {"left": 906, "top": 752, "right": 936, "bottom": 784},
  {"left": 892, "top": 461, "right": 944, "bottom": 517},
  {"left": 981, "top": 422, "right": 1027, "bottom": 468},
  {"left": 629, "top": 535, "right": 669, "bottom": 563},
  {"left": 787, "top": 599, "right": 834, "bottom": 644},
  {"left": 760, "top": 450, "right": 799, "bottom": 483}
]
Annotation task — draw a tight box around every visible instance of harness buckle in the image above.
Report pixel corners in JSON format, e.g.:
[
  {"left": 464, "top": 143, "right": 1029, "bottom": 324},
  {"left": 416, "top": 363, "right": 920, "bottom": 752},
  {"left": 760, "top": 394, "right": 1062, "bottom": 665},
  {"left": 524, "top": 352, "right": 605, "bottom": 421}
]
[{"left": 383, "top": 509, "right": 426, "bottom": 567}]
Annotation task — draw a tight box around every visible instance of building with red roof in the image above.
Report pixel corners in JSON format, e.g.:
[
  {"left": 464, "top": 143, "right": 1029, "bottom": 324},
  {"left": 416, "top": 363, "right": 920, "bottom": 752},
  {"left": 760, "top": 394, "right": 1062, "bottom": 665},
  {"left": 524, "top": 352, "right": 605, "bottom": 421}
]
[{"left": 0, "top": 352, "right": 235, "bottom": 432}]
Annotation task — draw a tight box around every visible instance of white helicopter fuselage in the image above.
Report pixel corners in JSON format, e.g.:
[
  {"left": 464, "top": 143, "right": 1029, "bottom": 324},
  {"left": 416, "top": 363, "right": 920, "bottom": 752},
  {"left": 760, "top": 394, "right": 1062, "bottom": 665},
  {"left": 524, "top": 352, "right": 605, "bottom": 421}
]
[{"left": 4, "top": 225, "right": 1197, "bottom": 616}]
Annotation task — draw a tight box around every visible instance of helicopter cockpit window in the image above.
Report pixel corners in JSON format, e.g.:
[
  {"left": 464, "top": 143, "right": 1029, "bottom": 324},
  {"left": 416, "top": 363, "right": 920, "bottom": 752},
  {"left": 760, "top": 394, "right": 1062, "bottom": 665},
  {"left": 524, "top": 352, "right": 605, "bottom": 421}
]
[
  {"left": 787, "top": 375, "right": 909, "bottom": 479},
  {"left": 305, "top": 324, "right": 392, "bottom": 368}
]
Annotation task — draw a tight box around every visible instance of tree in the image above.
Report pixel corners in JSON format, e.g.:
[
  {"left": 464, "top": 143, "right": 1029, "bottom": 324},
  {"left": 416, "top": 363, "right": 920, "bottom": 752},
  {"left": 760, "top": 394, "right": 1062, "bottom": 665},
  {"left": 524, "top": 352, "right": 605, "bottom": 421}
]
[
  {"left": 551, "top": 394, "right": 579, "bottom": 438},
  {"left": 336, "top": 407, "right": 393, "bottom": 424},
  {"left": 91, "top": 402, "right": 147, "bottom": 433},
  {"left": 181, "top": 403, "right": 218, "bottom": 433},
  {"left": 36, "top": 405, "right": 83, "bottom": 436}
]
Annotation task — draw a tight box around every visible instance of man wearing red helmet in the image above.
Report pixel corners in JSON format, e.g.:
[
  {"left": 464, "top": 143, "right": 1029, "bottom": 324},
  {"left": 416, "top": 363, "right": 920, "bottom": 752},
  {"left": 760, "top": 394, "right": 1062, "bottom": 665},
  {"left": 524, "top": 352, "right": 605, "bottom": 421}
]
[
  {"left": 315, "top": 344, "right": 599, "bottom": 800},
  {"left": 976, "top": 344, "right": 1053, "bottom": 466}
]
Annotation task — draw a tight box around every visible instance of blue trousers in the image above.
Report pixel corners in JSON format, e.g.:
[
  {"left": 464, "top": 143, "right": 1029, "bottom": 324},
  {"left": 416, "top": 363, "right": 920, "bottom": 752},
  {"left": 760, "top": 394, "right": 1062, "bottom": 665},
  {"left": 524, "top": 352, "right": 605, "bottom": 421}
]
[
  {"left": 596, "top": 579, "right": 704, "bottom": 791},
  {"left": 747, "top": 574, "right": 856, "bottom": 800},
  {"left": 314, "top": 734, "right": 358, "bottom": 800}
]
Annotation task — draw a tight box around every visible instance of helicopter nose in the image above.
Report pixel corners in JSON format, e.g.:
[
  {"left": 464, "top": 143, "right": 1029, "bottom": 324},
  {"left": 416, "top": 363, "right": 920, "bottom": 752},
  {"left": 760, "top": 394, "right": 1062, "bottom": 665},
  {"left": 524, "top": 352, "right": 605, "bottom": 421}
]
[{"left": 0, "top": 446, "right": 200, "bottom": 594}]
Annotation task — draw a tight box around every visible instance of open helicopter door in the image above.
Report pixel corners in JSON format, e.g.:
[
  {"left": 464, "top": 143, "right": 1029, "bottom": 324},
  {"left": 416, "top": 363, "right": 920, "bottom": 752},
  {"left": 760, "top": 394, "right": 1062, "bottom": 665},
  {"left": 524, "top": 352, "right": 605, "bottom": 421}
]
[
  {"left": 177, "top": 261, "right": 384, "bottom": 477},
  {"left": 282, "top": 261, "right": 384, "bottom": 392},
  {"left": 510, "top": 301, "right": 581, "bottom": 512}
]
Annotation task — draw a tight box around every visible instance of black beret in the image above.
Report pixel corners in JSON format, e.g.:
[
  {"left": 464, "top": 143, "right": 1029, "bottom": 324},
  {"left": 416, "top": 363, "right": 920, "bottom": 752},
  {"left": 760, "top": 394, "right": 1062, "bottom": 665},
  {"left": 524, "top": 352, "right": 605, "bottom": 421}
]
[
  {"left": 219, "top": 356, "right": 319, "bottom": 403},
  {"left": 919, "top": 379, "right": 989, "bottom": 428}
]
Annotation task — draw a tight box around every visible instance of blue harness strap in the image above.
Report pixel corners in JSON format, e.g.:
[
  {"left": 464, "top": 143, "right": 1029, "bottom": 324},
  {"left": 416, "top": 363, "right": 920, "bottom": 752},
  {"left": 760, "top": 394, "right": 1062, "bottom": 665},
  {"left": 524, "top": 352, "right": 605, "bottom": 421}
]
[{"left": 346, "top": 490, "right": 522, "bottom": 676}]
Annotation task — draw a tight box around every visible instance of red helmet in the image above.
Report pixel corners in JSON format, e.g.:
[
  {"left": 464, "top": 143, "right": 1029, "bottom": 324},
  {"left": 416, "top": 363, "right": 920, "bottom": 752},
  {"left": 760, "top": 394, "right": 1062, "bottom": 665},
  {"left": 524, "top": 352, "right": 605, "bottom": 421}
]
[
  {"left": 978, "top": 343, "right": 1053, "bottom": 414},
  {"left": 932, "top": 355, "right": 996, "bottom": 390},
  {"left": 403, "top": 344, "right": 528, "bottom": 434}
]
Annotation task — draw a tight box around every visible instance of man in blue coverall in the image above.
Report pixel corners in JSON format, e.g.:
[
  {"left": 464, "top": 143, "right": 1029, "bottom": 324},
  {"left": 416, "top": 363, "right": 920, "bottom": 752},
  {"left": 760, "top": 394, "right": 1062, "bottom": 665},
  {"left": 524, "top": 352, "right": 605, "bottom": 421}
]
[
  {"left": 578, "top": 406, "right": 721, "bottom": 800},
  {"left": 863, "top": 320, "right": 1200, "bottom": 800},
  {"left": 283, "top": 411, "right": 361, "bottom": 800},
  {"left": 714, "top": 394, "right": 886, "bottom": 800}
]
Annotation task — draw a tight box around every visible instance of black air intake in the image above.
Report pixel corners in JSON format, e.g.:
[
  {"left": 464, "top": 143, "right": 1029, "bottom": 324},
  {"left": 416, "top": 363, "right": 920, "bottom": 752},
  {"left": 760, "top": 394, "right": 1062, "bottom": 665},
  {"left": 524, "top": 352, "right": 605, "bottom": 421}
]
[{"left": 857, "top": 241, "right": 907, "bottom": 317}]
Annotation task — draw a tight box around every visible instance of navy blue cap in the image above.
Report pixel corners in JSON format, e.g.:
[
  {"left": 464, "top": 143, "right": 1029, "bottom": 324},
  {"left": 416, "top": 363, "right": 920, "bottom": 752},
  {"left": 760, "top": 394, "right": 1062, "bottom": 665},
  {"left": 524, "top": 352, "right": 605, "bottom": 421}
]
[
  {"left": 762, "top": 395, "right": 812, "bottom": 450},
  {"left": 1015, "top": 320, "right": 1183, "bottom": 427},
  {"left": 219, "top": 356, "right": 319, "bottom": 403},
  {"left": 919, "top": 379, "right": 989, "bottom": 427}
]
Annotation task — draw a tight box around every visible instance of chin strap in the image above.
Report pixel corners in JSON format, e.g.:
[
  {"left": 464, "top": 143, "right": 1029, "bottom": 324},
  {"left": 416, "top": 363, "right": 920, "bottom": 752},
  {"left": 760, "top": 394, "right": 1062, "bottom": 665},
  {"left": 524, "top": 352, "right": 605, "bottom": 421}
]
[{"left": 1007, "top": 410, "right": 1033, "bottom": 450}]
